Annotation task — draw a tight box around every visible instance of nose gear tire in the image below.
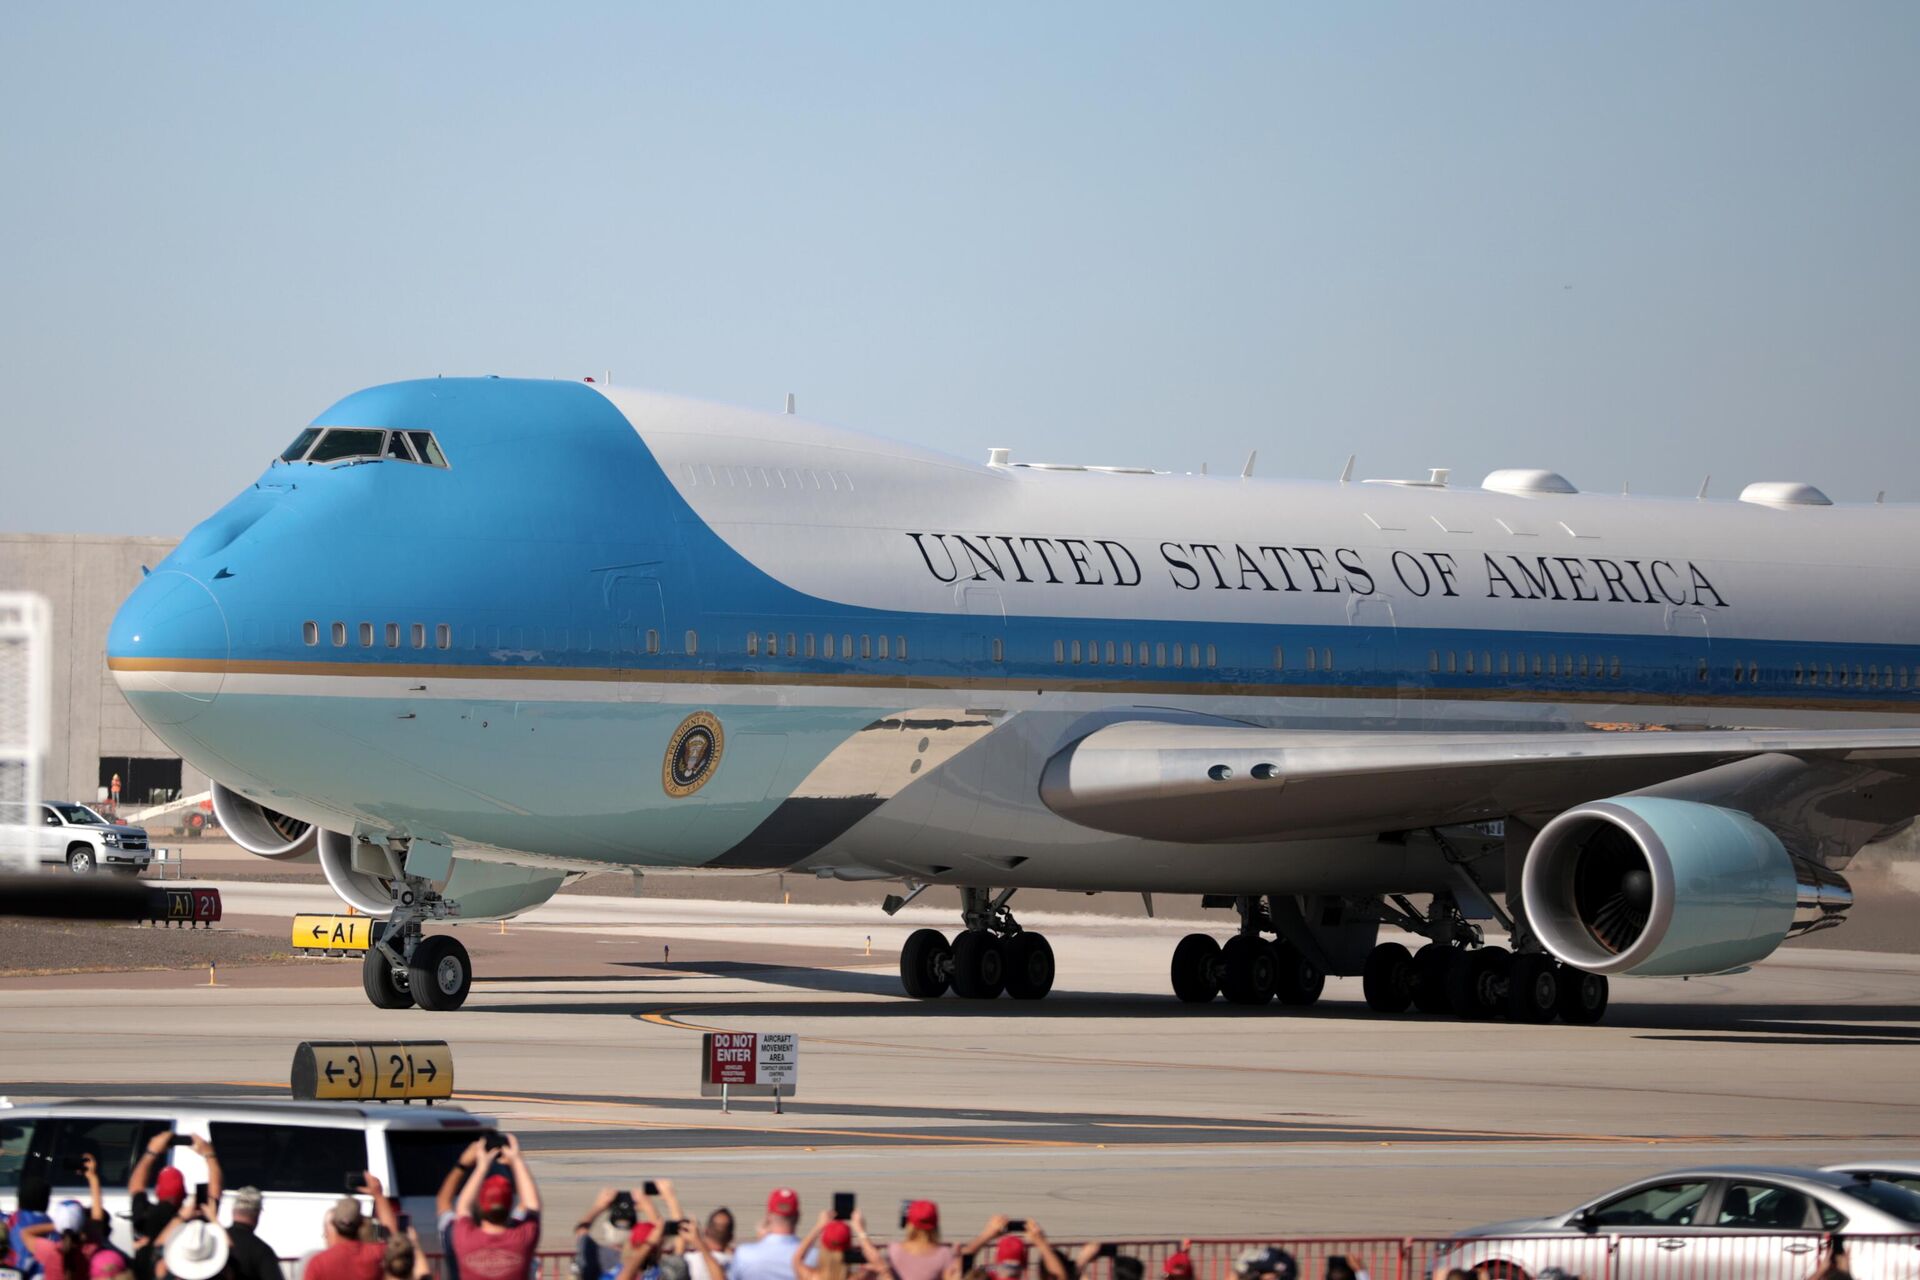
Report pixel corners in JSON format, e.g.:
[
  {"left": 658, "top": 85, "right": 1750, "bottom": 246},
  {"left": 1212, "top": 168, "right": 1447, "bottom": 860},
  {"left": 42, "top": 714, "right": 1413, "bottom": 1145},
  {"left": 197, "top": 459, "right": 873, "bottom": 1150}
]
[
  {"left": 408, "top": 934, "right": 472, "bottom": 1011},
  {"left": 362, "top": 946, "right": 416, "bottom": 1010}
]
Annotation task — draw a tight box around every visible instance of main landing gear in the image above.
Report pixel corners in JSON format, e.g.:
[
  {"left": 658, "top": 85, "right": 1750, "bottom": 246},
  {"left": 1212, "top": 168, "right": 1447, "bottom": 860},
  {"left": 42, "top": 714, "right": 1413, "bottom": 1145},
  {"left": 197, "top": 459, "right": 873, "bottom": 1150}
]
[
  {"left": 1349, "top": 892, "right": 1608, "bottom": 1025},
  {"left": 1168, "top": 895, "right": 1326, "bottom": 1008},
  {"left": 899, "top": 887, "right": 1055, "bottom": 1001},
  {"left": 361, "top": 869, "right": 474, "bottom": 1012}
]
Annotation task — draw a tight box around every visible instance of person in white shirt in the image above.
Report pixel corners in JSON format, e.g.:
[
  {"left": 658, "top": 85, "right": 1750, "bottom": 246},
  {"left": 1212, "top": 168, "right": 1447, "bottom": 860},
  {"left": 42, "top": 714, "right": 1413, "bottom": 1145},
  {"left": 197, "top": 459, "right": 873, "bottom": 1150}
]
[{"left": 727, "top": 1190, "right": 807, "bottom": 1280}]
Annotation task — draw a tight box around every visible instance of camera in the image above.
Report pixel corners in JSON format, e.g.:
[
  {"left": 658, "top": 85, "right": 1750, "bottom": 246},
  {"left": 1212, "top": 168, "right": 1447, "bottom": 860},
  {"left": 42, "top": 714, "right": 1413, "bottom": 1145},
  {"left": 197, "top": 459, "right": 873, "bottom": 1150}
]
[
  {"left": 483, "top": 1132, "right": 509, "bottom": 1153},
  {"left": 833, "top": 1193, "right": 855, "bottom": 1221},
  {"left": 660, "top": 1220, "right": 684, "bottom": 1238},
  {"left": 1006, "top": 1221, "right": 1028, "bottom": 1234},
  {"left": 642, "top": 1181, "right": 659, "bottom": 1197}
]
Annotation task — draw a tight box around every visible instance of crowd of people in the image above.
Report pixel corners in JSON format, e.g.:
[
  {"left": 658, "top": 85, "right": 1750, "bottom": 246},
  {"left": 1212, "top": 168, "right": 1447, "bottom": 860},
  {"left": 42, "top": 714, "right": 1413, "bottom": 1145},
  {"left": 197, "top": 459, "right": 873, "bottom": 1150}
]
[{"left": 25, "top": 1126, "right": 1863, "bottom": 1280}]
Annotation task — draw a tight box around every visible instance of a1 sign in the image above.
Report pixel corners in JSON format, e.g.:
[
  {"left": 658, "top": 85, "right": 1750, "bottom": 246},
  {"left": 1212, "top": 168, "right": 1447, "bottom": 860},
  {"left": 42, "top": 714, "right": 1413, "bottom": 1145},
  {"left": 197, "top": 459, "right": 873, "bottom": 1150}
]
[{"left": 700, "top": 1032, "right": 799, "bottom": 1097}]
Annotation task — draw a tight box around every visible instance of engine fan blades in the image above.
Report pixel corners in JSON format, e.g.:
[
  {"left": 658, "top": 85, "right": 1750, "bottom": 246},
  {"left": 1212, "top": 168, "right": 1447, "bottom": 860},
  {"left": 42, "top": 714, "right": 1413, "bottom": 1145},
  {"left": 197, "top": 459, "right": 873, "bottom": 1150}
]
[{"left": 1586, "top": 889, "right": 1649, "bottom": 954}]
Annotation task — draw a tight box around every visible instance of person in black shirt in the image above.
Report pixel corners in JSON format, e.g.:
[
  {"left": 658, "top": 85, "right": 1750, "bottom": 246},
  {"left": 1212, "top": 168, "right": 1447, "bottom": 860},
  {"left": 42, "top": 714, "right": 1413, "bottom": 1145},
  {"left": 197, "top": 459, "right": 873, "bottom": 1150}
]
[
  {"left": 221, "top": 1188, "right": 281, "bottom": 1280},
  {"left": 126, "top": 1132, "right": 222, "bottom": 1280}
]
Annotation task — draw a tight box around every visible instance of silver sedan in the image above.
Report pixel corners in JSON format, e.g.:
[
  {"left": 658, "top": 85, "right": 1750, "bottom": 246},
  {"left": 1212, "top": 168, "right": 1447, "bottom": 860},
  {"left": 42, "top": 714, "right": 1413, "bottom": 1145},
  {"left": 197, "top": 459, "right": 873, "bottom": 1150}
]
[{"left": 1440, "top": 1166, "right": 1920, "bottom": 1280}]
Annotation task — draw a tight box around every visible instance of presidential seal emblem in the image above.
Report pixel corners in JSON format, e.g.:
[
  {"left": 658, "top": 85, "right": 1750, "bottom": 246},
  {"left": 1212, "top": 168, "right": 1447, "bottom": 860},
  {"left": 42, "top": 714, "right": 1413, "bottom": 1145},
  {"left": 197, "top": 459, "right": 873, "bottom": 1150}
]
[{"left": 662, "top": 711, "right": 724, "bottom": 798}]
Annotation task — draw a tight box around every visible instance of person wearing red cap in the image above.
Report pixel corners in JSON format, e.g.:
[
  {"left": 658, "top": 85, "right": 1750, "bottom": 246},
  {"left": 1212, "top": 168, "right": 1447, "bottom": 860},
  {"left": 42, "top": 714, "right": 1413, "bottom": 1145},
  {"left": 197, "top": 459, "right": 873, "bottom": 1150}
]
[
  {"left": 1163, "top": 1254, "right": 1195, "bottom": 1280},
  {"left": 127, "top": 1132, "right": 221, "bottom": 1280},
  {"left": 892, "top": 1209, "right": 1013, "bottom": 1280},
  {"left": 993, "top": 1237, "right": 1032, "bottom": 1280},
  {"left": 792, "top": 1210, "right": 882, "bottom": 1280},
  {"left": 724, "top": 1189, "right": 808, "bottom": 1280},
  {"left": 449, "top": 1135, "right": 543, "bottom": 1280}
]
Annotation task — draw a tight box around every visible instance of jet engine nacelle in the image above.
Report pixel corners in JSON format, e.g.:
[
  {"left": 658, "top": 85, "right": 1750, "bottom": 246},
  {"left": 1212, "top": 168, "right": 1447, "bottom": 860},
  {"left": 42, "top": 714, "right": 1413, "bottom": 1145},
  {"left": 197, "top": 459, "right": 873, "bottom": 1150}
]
[
  {"left": 1521, "top": 796, "right": 1851, "bottom": 977},
  {"left": 317, "top": 829, "right": 563, "bottom": 921},
  {"left": 210, "top": 782, "right": 317, "bottom": 860}
]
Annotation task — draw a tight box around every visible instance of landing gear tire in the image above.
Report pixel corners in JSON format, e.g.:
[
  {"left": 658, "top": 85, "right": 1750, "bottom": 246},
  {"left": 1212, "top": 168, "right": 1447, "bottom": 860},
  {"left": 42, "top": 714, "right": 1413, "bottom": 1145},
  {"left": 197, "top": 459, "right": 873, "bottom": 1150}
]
[
  {"left": 1411, "top": 943, "right": 1456, "bottom": 1014},
  {"left": 1557, "top": 968, "right": 1610, "bottom": 1025},
  {"left": 1003, "top": 933, "right": 1055, "bottom": 1000},
  {"left": 1446, "top": 945, "right": 1510, "bottom": 1019},
  {"left": 362, "top": 944, "right": 415, "bottom": 1010},
  {"left": 1506, "top": 952, "right": 1561, "bottom": 1023},
  {"left": 1170, "top": 933, "right": 1222, "bottom": 1004},
  {"left": 408, "top": 934, "right": 472, "bottom": 1012},
  {"left": 1362, "top": 942, "right": 1416, "bottom": 1013},
  {"left": 1272, "top": 940, "right": 1325, "bottom": 1007},
  {"left": 1220, "top": 934, "right": 1278, "bottom": 1005},
  {"left": 950, "top": 930, "right": 1006, "bottom": 999},
  {"left": 900, "top": 928, "right": 952, "bottom": 998}
]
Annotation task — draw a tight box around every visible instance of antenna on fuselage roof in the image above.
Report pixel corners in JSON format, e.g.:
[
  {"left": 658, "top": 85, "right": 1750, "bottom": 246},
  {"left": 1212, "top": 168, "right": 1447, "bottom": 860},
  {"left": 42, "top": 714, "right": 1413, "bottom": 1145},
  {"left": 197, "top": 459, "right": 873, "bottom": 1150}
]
[
  {"left": 1696, "top": 475, "right": 1712, "bottom": 500},
  {"left": 1338, "top": 454, "right": 1355, "bottom": 484},
  {"left": 784, "top": 393, "right": 796, "bottom": 415},
  {"left": 1240, "top": 450, "right": 1257, "bottom": 478},
  {"left": 1200, "top": 461, "right": 1208, "bottom": 475},
  {"left": 1877, "top": 491, "right": 1887, "bottom": 504},
  {"left": 1622, "top": 480, "right": 1631, "bottom": 495}
]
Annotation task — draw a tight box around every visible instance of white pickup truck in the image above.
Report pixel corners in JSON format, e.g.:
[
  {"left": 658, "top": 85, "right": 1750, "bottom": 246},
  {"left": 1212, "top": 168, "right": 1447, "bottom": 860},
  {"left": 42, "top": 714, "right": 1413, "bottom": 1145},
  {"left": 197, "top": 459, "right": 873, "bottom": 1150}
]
[{"left": 37, "top": 802, "right": 154, "bottom": 875}]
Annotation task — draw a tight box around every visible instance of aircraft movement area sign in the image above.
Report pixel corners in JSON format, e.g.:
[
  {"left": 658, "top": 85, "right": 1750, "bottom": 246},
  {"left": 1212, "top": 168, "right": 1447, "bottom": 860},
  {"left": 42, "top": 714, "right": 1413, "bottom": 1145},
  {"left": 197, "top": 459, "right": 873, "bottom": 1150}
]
[{"left": 699, "top": 1032, "right": 798, "bottom": 1098}]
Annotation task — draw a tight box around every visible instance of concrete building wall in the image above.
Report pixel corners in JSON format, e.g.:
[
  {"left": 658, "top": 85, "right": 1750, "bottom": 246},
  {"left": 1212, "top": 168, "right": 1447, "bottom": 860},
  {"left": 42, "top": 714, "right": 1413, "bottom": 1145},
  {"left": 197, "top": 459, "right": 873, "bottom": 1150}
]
[{"left": 0, "top": 534, "right": 209, "bottom": 806}]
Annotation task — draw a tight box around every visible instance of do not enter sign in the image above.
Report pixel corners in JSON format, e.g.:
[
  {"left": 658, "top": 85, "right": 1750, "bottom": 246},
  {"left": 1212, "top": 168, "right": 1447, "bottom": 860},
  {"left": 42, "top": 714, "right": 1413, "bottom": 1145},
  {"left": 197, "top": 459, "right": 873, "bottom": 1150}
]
[{"left": 700, "top": 1032, "right": 798, "bottom": 1097}]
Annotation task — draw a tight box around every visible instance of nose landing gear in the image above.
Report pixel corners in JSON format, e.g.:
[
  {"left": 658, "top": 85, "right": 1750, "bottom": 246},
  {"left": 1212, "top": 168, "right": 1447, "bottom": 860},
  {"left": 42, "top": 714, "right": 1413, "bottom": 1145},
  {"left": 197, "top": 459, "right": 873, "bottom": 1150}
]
[{"left": 359, "top": 867, "right": 474, "bottom": 1011}]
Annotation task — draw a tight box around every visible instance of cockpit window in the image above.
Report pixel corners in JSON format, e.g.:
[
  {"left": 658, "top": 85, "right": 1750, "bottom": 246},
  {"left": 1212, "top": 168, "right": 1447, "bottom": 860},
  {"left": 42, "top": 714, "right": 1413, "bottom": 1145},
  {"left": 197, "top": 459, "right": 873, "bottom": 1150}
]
[
  {"left": 277, "top": 427, "right": 450, "bottom": 468},
  {"left": 408, "top": 431, "right": 448, "bottom": 467},
  {"left": 279, "top": 428, "right": 322, "bottom": 462},
  {"left": 306, "top": 428, "right": 387, "bottom": 464}
]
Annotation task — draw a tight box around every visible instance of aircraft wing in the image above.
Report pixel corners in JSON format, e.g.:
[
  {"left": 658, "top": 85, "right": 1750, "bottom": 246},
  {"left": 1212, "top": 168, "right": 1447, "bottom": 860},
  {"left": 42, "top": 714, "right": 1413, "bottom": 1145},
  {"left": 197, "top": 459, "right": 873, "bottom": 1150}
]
[{"left": 1038, "top": 722, "right": 1920, "bottom": 843}]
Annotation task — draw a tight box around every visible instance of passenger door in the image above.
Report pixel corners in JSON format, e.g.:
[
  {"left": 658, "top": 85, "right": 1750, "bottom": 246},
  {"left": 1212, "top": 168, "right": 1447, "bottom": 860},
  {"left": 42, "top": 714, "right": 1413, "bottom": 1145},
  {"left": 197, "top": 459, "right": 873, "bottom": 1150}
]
[
  {"left": 1709, "top": 1180, "right": 1824, "bottom": 1280},
  {"left": 960, "top": 585, "right": 1005, "bottom": 683},
  {"left": 1585, "top": 1178, "right": 1713, "bottom": 1280},
  {"left": 37, "top": 806, "right": 63, "bottom": 865}
]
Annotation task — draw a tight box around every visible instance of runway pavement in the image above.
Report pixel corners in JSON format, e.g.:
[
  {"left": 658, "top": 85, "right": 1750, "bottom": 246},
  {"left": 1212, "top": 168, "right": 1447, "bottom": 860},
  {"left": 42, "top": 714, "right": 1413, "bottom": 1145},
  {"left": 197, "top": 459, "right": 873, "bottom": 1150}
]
[{"left": 2, "top": 879, "right": 1917, "bottom": 1240}]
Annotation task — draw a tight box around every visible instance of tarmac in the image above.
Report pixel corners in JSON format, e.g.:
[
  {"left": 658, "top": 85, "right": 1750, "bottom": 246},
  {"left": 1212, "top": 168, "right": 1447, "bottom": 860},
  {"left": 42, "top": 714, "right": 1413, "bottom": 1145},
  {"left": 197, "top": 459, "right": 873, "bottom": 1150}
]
[{"left": 2, "top": 864, "right": 1917, "bottom": 1243}]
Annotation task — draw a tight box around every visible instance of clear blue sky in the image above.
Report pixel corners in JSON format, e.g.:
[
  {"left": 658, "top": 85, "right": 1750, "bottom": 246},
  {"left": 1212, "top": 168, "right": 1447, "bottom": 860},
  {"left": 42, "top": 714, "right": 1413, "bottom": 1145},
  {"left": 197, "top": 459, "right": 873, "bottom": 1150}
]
[{"left": 3, "top": 4, "right": 1917, "bottom": 535}]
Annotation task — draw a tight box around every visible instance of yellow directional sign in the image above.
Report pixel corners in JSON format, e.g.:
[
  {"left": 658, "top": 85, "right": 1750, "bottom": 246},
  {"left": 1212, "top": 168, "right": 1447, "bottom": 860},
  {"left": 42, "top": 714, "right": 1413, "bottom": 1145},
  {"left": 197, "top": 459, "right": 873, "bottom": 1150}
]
[
  {"left": 291, "top": 1040, "right": 454, "bottom": 1102},
  {"left": 292, "top": 914, "right": 373, "bottom": 953}
]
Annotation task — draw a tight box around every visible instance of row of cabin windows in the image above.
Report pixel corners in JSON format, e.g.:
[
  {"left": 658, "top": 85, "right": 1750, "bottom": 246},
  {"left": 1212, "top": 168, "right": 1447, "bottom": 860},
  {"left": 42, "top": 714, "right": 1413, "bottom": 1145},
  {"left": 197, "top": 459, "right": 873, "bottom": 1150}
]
[
  {"left": 1777, "top": 662, "right": 1912, "bottom": 689},
  {"left": 301, "top": 621, "right": 701, "bottom": 657},
  {"left": 746, "top": 632, "right": 909, "bottom": 661},
  {"left": 305, "top": 620, "right": 451, "bottom": 650},
  {"left": 1429, "top": 650, "right": 1626, "bottom": 680},
  {"left": 1054, "top": 640, "right": 1230, "bottom": 669},
  {"left": 684, "top": 463, "right": 855, "bottom": 493}
]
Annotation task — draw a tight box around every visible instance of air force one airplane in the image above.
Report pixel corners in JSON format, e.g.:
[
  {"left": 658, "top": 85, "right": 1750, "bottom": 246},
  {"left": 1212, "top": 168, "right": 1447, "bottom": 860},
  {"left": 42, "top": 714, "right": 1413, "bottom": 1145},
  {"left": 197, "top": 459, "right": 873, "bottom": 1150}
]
[{"left": 108, "top": 376, "right": 1917, "bottom": 1019}]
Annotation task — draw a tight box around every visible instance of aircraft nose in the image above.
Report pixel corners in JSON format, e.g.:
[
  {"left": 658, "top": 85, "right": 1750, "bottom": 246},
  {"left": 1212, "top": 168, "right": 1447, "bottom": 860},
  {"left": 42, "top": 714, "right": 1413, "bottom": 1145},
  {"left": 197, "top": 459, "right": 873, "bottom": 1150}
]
[{"left": 108, "top": 570, "right": 229, "bottom": 725}]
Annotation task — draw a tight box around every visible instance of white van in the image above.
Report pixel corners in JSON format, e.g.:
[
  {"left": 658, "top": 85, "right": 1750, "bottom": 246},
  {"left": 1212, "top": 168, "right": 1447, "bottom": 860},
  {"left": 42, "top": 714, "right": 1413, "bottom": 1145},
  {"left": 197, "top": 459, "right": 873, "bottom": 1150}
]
[{"left": 0, "top": 1099, "right": 499, "bottom": 1262}]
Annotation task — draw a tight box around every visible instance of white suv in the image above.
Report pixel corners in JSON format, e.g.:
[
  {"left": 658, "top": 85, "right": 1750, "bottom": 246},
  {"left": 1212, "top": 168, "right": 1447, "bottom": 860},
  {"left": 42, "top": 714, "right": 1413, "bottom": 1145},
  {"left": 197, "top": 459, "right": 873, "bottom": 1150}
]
[
  {"left": 0, "top": 1099, "right": 500, "bottom": 1261},
  {"left": 37, "top": 803, "right": 153, "bottom": 875}
]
